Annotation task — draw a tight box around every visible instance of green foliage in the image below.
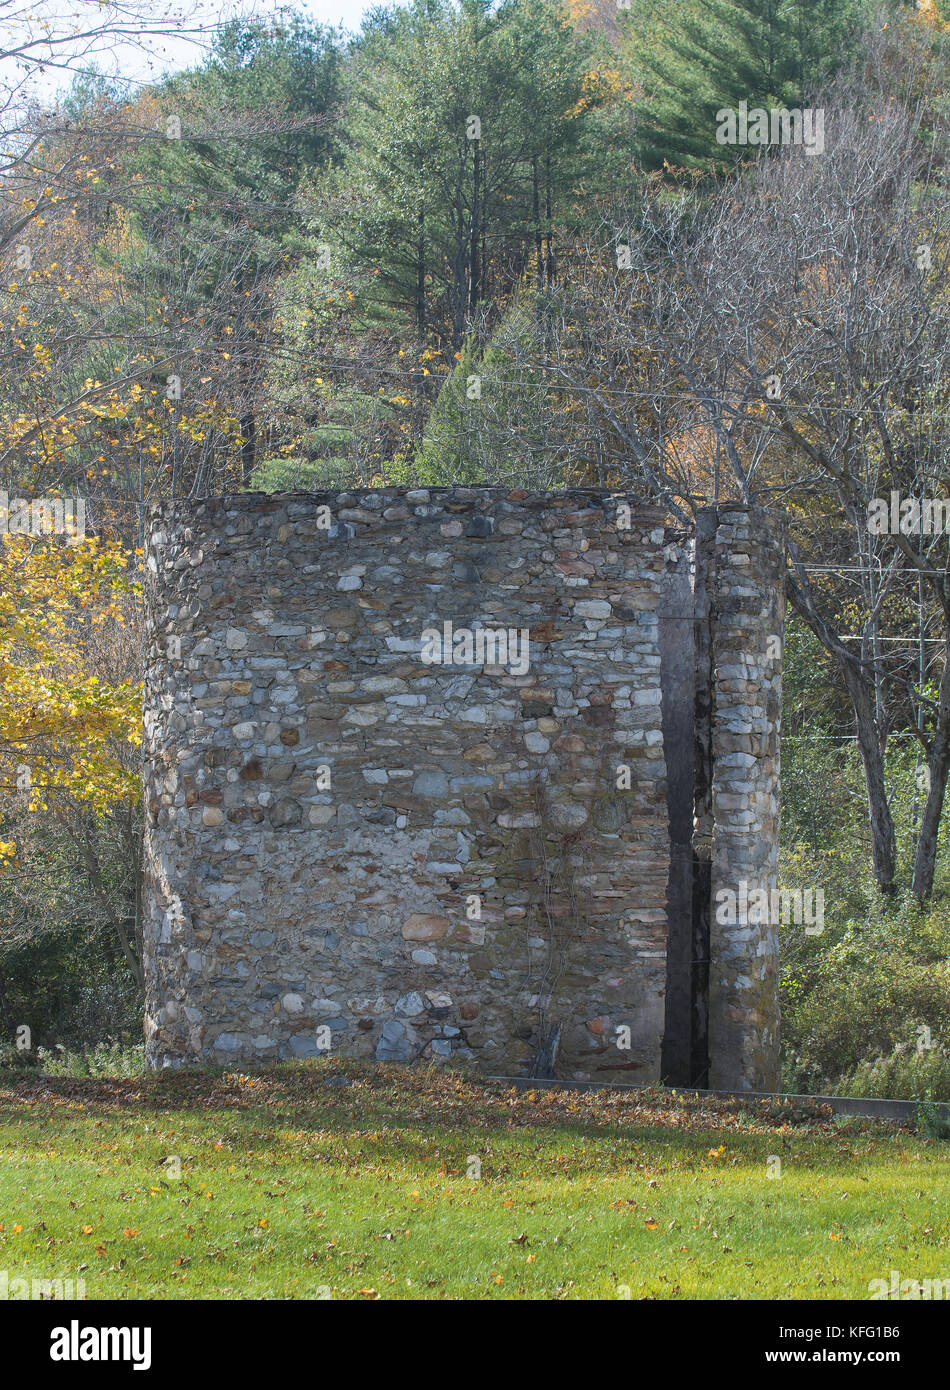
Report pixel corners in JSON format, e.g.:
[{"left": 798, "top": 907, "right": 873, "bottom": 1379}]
[
  {"left": 0, "top": 815, "right": 141, "bottom": 1053},
  {"left": 195, "top": 13, "right": 344, "bottom": 182},
  {"left": 98, "top": 12, "right": 346, "bottom": 492},
  {"left": 414, "top": 335, "right": 487, "bottom": 483},
  {"left": 915, "top": 1093, "right": 950, "bottom": 1140},
  {"left": 247, "top": 455, "right": 360, "bottom": 492},
  {"left": 414, "top": 300, "right": 570, "bottom": 487},
  {"left": 780, "top": 617, "right": 950, "bottom": 1098},
  {"left": 316, "top": 0, "right": 608, "bottom": 360},
  {"left": 0, "top": 1042, "right": 144, "bottom": 1077},
  {"left": 781, "top": 898, "right": 950, "bottom": 1094},
  {"left": 622, "top": 0, "right": 864, "bottom": 172},
  {"left": 152, "top": 11, "right": 343, "bottom": 213},
  {"left": 830, "top": 1048, "right": 950, "bottom": 1104},
  {"left": 0, "top": 921, "right": 140, "bottom": 1052},
  {"left": 59, "top": 69, "right": 125, "bottom": 121}
]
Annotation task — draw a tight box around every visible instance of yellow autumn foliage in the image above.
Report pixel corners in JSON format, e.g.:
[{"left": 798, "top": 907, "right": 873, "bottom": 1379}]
[{"left": 0, "top": 534, "right": 142, "bottom": 865}]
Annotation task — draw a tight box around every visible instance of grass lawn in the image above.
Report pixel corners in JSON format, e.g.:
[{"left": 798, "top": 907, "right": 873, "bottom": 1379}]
[{"left": 0, "top": 1062, "right": 947, "bottom": 1300}]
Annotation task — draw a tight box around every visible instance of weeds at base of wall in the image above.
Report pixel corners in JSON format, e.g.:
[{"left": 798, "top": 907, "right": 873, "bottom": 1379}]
[
  {"left": 0, "top": 1041, "right": 145, "bottom": 1078},
  {"left": 915, "top": 1094, "right": 950, "bottom": 1141}
]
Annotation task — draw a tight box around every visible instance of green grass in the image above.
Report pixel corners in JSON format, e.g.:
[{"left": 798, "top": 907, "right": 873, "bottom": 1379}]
[{"left": 0, "top": 1062, "right": 947, "bottom": 1300}]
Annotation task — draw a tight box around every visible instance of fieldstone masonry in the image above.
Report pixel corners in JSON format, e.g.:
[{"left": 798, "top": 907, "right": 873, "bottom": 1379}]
[{"left": 142, "top": 488, "right": 785, "bottom": 1089}]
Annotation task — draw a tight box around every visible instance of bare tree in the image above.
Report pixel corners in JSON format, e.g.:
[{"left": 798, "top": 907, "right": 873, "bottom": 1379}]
[{"left": 507, "top": 25, "right": 950, "bottom": 895}]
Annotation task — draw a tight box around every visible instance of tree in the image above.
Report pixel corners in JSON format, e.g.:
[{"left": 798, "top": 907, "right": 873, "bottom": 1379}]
[
  {"left": 319, "top": 0, "right": 608, "bottom": 373},
  {"left": 414, "top": 295, "right": 597, "bottom": 486},
  {"left": 623, "top": 0, "right": 862, "bottom": 172},
  {"left": 114, "top": 14, "right": 344, "bottom": 487},
  {"left": 531, "top": 14, "right": 950, "bottom": 896},
  {"left": 0, "top": 533, "right": 143, "bottom": 981},
  {"left": 1, "top": 0, "right": 218, "bottom": 254},
  {"left": 0, "top": 13, "right": 344, "bottom": 529}
]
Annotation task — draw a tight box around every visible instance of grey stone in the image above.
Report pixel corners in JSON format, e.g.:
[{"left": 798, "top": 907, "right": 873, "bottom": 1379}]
[{"left": 142, "top": 491, "right": 784, "bottom": 1093}]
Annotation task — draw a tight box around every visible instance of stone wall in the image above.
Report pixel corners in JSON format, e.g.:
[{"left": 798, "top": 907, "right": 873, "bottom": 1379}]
[{"left": 142, "top": 488, "right": 784, "bottom": 1088}]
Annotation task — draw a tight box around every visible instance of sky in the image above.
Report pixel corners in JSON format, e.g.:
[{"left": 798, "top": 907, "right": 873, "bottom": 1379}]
[{"left": 2, "top": 0, "right": 383, "bottom": 111}]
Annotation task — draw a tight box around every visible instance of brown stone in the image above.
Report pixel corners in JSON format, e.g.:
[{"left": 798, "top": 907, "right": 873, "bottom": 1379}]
[
  {"left": 401, "top": 914, "right": 450, "bottom": 941},
  {"left": 462, "top": 743, "right": 495, "bottom": 761},
  {"left": 325, "top": 608, "right": 358, "bottom": 630},
  {"left": 451, "top": 922, "right": 485, "bottom": 945}
]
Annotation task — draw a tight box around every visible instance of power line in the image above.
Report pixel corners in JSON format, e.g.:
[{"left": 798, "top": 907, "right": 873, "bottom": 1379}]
[{"left": 784, "top": 732, "right": 926, "bottom": 743}]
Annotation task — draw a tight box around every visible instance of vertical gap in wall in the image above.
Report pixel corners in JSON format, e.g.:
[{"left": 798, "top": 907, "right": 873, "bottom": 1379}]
[
  {"left": 690, "top": 509, "right": 718, "bottom": 1089},
  {"left": 659, "top": 533, "right": 696, "bottom": 1087}
]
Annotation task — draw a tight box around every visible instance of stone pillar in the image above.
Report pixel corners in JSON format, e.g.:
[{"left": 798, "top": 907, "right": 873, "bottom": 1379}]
[{"left": 700, "top": 505, "right": 786, "bottom": 1092}]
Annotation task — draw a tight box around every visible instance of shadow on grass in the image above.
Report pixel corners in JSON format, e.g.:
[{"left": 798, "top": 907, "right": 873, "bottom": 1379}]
[{"left": 0, "top": 1057, "right": 913, "bottom": 1178}]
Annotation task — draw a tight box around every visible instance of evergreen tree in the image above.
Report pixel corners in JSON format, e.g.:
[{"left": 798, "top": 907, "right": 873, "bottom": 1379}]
[
  {"left": 623, "top": 0, "right": 862, "bottom": 172},
  {"left": 318, "top": 0, "right": 607, "bottom": 367},
  {"left": 117, "top": 14, "right": 343, "bottom": 487},
  {"left": 414, "top": 300, "right": 566, "bottom": 487}
]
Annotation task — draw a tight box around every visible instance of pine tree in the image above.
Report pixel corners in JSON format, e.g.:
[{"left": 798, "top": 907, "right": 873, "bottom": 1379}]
[
  {"left": 319, "top": 0, "right": 606, "bottom": 366},
  {"left": 623, "top": 0, "right": 862, "bottom": 173}
]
